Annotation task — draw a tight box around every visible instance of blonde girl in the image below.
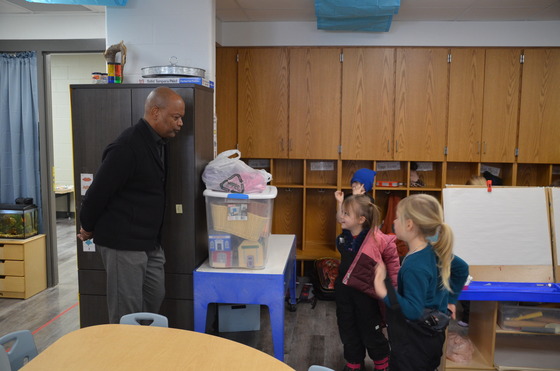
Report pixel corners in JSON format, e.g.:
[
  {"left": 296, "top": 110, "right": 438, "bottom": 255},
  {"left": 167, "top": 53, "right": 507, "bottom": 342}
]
[
  {"left": 336, "top": 195, "right": 400, "bottom": 371},
  {"left": 373, "top": 194, "right": 468, "bottom": 371}
]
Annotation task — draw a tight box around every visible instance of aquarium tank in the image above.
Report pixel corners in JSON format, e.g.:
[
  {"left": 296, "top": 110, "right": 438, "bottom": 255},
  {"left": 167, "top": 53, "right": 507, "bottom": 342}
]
[{"left": 0, "top": 203, "right": 38, "bottom": 239}]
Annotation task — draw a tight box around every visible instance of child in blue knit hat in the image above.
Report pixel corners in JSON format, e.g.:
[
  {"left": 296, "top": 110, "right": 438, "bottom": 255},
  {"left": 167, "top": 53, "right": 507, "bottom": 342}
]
[{"left": 335, "top": 168, "right": 376, "bottom": 223}]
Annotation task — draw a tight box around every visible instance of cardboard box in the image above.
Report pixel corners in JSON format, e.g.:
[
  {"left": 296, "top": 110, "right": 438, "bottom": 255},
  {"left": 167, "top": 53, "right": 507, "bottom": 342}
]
[{"left": 218, "top": 304, "right": 261, "bottom": 332}]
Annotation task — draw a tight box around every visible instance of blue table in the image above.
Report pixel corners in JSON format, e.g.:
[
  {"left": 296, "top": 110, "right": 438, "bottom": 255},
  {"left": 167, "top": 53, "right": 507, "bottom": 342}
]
[
  {"left": 193, "top": 234, "right": 297, "bottom": 361},
  {"left": 459, "top": 281, "right": 560, "bottom": 302},
  {"left": 446, "top": 281, "right": 560, "bottom": 370}
]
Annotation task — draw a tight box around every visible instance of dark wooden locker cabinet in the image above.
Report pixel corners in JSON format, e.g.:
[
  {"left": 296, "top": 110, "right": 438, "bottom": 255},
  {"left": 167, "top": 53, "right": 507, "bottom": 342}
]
[{"left": 71, "top": 84, "right": 213, "bottom": 329}]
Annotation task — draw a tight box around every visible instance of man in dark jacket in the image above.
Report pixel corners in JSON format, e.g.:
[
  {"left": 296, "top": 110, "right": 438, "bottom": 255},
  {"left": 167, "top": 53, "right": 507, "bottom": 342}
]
[{"left": 77, "top": 86, "right": 185, "bottom": 323}]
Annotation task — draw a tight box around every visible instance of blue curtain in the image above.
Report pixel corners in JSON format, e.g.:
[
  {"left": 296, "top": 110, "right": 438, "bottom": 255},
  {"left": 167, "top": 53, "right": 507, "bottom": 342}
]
[{"left": 0, "top": 51, "right": 42, "bottom": 231}]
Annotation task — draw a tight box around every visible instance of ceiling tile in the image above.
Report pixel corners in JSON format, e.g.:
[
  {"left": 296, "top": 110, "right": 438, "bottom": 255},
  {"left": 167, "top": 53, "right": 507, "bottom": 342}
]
[
  {"left": 0, "top": 0, "right": 31, "bottom": 13},
  {"left": 244, "top": 8, "right": 316, "bottom": 21},
  {"left": 216, "top": 0, "right": 240, "bottom": 10},
  {"left": 4, "top": 0, "right": 90, "bottom": 12},
  {"left": 394, "top": 7, "right": 466, "bottom": 21},
  {"left": 237, "top": 0, "right": 315, "bottom": 10},
  {"left": 470, "top": 0, "right": 557, "bottom": 9},
  {"left": 459, "top": 7, "right": 540, "bottom": 21},
  {"left": 524, "top": 3, "right": 560, "bottom": 20},
  {"left": 400, "top": 0, "right": 477, "bottom": 9},
  {"left": 216, "top": 8, "right": 249, "bottom": 22}
]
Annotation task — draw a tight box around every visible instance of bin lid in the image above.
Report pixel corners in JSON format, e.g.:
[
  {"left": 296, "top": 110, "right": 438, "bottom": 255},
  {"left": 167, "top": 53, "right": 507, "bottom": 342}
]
[
  {"left": 0, "top": 203, "right": 37, "bottom": 211},
  {"left": 203, "top": 186, "right": 277, "bottom": 199}
]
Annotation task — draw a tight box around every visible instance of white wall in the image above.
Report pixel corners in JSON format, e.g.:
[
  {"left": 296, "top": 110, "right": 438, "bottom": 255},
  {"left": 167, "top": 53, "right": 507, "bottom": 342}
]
[
  {"left": 219, "top": 20, "right": 560, "bottom": 47},
  {"left": 0, "top": 14, "right": 105, "bottom": 40},
  {"left": 50, "top": 53, "right": 106, "bottom": 214},
  {"left": 105, "top": 0, "right": 216, "bottom": 83}
]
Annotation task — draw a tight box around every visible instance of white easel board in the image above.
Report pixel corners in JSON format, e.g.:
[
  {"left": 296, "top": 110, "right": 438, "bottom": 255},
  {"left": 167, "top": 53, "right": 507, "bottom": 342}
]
[
  {"left": 443, "top": 187, "right": 553, "bottom": 282},
  {"left": 550, "top": 188, "right": 560, "bottom": 278}
]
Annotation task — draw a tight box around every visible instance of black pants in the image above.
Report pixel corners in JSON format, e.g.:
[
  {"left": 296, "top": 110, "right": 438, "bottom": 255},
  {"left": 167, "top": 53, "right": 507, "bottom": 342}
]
[
  {"left": 335, "top": 280, "right": 390, "bottom": 363},
  {"left": 385, "top": 305, "right": 446, "bottom": 371}
]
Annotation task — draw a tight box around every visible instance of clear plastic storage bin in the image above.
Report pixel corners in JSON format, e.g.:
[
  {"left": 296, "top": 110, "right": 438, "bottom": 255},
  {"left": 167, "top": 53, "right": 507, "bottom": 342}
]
[
  {"left": 204, "top": 186, "right": 277, "bottom": 269},
  {"left": 498, "top": 302, "right": 560, "bottom": 331}
]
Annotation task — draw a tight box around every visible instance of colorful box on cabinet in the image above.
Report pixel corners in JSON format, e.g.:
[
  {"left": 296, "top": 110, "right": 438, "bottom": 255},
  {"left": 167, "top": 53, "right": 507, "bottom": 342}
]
[{"left": 204, "top": 186, "right": 277, "bottom": 269}]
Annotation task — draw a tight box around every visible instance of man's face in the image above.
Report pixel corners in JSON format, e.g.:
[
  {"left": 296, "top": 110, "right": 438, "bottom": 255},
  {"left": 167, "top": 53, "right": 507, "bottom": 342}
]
[{"left": 155, "top": 97, "right": 185, "bottom": 138}]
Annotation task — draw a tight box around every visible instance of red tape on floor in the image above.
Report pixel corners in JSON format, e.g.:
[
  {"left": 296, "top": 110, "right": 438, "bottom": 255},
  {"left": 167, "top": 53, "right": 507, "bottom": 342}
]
[{"left": 32, "top": 302, "right": 79, "bottom": 335}]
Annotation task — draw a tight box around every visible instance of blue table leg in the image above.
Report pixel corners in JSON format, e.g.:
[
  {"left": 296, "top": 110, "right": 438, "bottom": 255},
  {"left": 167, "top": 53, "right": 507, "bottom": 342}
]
[
  {"left": 290, "top": 254, "right": 297, "bottom": 305},
  {"left": 267, "top": 295, "right": 286, "bottom": 361}
]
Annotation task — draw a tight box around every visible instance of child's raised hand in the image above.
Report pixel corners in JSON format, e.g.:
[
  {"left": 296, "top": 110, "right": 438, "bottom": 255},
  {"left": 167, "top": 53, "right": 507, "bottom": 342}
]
[{"left": 334, "top": 190, "right": 344, "bottom": 203}]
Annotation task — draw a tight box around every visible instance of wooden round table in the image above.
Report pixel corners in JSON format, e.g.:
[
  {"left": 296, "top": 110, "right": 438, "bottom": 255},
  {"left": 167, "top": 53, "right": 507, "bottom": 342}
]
[{"left": 21, "top": 324, "right": 295, "bottom": 370}]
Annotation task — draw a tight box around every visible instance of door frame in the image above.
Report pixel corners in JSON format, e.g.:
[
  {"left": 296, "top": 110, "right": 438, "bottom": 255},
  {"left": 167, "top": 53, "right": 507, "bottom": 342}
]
[{"left": 0, "top": 39, "right": 105, "bottom": 287}]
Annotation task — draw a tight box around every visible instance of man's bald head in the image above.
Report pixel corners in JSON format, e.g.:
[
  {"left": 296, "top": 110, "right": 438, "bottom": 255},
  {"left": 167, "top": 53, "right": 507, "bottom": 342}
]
[{"left": 144, "top": 87, "right": 185, "bottom": 138}]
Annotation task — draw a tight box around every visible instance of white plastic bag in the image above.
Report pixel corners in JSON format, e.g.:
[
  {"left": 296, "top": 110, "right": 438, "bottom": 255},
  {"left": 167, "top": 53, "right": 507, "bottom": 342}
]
[{"left": 202, "top": 150, "right": 272, "bottom": 193}]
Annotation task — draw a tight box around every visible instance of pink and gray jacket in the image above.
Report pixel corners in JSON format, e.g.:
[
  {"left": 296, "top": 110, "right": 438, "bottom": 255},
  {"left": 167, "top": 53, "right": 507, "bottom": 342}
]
[{"left": 343, "top": 229, "right": 400, "bottom": 297}]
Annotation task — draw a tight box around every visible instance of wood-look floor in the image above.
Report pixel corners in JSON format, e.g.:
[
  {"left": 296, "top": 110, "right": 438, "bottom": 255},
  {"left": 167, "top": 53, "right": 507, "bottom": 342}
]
[
  {"left": 0, "top": 218, "right": 348, "bottom": 371},
  {"left": 2, "top": 219, "right": 558, "bottom": 371}
]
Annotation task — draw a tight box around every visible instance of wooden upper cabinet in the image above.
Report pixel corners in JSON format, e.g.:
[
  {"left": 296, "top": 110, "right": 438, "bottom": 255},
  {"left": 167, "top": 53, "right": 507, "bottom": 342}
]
[
  {"left": 237, "top": 48, "right": 289, "bottom": 158},
  {"left": 481, "top": 48, "right": 521, "bottom": 163},
  {"left": 216, "top": 47, "right": 238, "bottom": 154},
  {"left": 447, "top": 48, "right": 485, "bottom": 162},
  {"left": 289, "top": 48, "right": 342, "bottom": 159},
  {"left": 518, "top": 48, "right": 560, "bottom": 164},
  {"left": 394, "top": 48, "right": 449, "bottom": 161},
  {"left": 341, "top": 48, "right": 395, "bottom": 160}
]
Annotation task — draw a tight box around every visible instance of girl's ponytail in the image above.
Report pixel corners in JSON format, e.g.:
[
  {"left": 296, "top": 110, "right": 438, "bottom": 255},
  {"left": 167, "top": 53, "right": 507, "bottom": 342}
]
[
  {"left": 433, "top": 223, "right": 454, "bottom": 292},
  {"left": 398, "top": 194, "right": 455, "bottom": 292}
]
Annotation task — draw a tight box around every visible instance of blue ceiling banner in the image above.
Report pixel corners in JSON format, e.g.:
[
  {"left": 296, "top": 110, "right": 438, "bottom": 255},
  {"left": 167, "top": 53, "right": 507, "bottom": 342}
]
[
  {"left": 317, "top": 15, "right": 393, "bottom": 32},
  {"left": 315, "top": 0, "right": 400, "bottom": 18},
  {"left": 315, "top": 0, "right": 400, "bottom": 32},
  {"left": 25, "top": 0, "right": 127, "bottom": 5}
]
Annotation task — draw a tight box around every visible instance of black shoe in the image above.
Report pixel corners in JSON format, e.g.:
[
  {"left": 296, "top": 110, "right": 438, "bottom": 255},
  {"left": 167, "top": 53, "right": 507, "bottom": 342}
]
[{"left": 342, "top": 363, "right": 365, "bottom": 371}]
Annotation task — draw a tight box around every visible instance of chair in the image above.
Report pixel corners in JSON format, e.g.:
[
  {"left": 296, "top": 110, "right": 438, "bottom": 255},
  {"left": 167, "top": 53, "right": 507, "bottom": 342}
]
[
  {"left": 119, "top": 312, "right": 169, "bottom": 327},
  {"left": 0, "top": 330, "right": 38, "bottom": 371},
  {"left": 308, "top": 366, "right": 335, "bottom": 371}
]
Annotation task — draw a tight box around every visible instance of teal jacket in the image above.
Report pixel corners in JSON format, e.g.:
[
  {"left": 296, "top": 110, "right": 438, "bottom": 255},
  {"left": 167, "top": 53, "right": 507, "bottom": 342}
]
[{"left": 383, "top": 245, "right": 469, "bottom": 320}]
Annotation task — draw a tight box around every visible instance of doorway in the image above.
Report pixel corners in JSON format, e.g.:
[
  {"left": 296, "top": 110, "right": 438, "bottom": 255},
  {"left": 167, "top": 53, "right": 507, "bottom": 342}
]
[{"left": 45, "top": 52, "right": 106, "bottom": 287}]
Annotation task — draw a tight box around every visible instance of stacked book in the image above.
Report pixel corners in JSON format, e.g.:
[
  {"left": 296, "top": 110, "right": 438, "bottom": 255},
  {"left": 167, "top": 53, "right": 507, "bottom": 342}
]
[{"left": 138, "top": 77, "right": 214, "bottom": 88}]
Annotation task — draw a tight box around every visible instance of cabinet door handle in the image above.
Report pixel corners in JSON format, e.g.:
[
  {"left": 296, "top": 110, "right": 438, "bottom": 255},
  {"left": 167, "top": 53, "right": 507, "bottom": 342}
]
[
  {"left": 396, "top": 140, "right": 399, "bottom": 153},
  {"left": 477, "top": 141, "right": 480, "bottom": 154},
  {"left": 387, "top": 140, "right": 390, "bottom": 153},
  {"left": 483, "top": 142, "right": 487, "bottom": 154}
]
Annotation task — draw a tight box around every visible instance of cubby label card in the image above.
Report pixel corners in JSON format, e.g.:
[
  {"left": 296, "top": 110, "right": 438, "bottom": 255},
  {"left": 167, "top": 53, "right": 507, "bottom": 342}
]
[
  {"left": 416, "top": 162, "right": 433, "bottom": 171},
  {"left": 481, "top": 165, "right": 501, "bottom": 177},
  {"left": 247, "top": 159, "right": 270, "bottom": 169},
  {"left": 310, "top": 161, "right": 335, "bottom": 171},
  {"left": 376, "top": 162, "right": 401, "bottom": 171}
]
